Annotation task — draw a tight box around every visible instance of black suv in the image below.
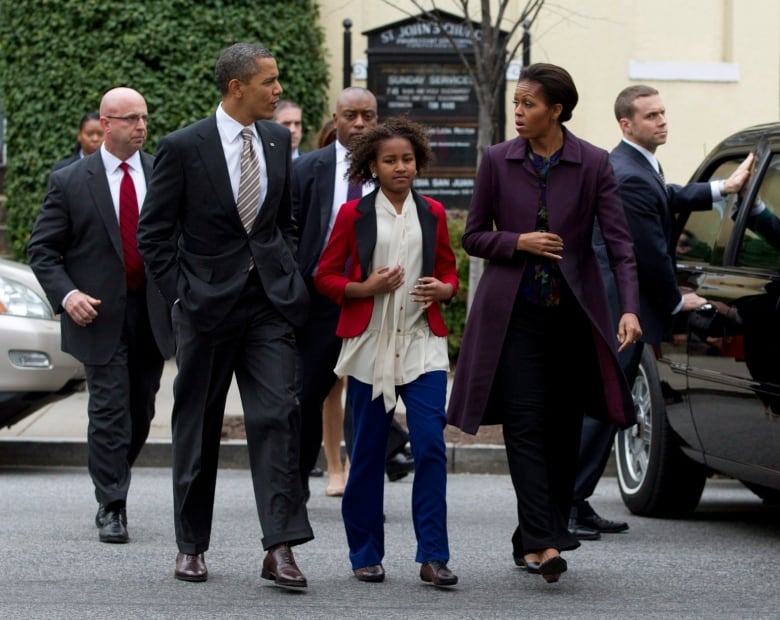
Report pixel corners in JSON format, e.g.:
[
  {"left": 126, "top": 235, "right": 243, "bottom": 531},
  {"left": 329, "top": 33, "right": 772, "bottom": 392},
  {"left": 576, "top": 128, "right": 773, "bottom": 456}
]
[{"left": 615, "top": 122, "right": 780, "bottom": 516}]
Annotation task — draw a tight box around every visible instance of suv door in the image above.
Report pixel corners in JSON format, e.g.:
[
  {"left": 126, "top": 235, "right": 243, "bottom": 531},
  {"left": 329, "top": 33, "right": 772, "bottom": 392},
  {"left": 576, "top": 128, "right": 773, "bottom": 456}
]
[{"left": 678, "top": 143, "right": 780, "bottom": 490}]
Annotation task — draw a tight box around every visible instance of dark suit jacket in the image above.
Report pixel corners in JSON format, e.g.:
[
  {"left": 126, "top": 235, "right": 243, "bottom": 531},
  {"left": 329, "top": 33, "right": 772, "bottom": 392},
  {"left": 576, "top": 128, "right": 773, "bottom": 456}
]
[
  {"left": 292, "top": 143, "right": 338, "bottom": 281},
  {"left": 609, "top": 140, "right": 712, "bottom": 343},
  {"left": 28, "top": 151, "right": 174, "bottom": 365},
  {"left": 314, "top": 189, "right": 458, "bottom": 339},
  {"left": 51, "top": 153, "right": 80, "bottom": 173},
  {"left": 137, "top": 114, "right": 308, "bottom": 332},
  {"left": 447, "top": 130, "right": 640, "bottom": 434}
]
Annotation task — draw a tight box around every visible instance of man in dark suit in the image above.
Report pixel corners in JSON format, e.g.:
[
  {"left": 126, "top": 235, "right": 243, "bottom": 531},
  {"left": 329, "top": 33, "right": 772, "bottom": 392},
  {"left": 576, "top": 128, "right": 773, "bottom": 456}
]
[
  {"left": 28, "top": 87, "right": 174, "bottom": 544},
  {"left": 292, "top": 87, "right": 414, "bottom": 496},
  {"left": 137, "top": 43, "right": 313, "bottom": 587},
  {"left": 569, "top": 84, "right": 753, "bottom": 539}
]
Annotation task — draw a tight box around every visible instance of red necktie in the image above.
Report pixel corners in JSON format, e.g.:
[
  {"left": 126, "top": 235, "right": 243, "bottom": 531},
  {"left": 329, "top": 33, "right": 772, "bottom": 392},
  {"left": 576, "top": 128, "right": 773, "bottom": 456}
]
[{"left": 119, "top": 162, "right": 145, "bottom": 291}]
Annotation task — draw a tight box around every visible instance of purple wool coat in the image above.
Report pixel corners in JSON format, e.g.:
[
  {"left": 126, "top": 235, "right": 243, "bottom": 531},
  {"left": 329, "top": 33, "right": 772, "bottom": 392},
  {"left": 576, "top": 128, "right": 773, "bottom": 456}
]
[{"left": 447, "top": 129, "right": 640, "bottom": 435}]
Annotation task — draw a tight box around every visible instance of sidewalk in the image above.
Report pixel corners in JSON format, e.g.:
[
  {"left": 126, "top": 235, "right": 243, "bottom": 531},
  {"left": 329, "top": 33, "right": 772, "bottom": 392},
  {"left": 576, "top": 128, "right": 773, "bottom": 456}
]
[{"left": 0, "top": 359, "right": 513, "bottom": 473}]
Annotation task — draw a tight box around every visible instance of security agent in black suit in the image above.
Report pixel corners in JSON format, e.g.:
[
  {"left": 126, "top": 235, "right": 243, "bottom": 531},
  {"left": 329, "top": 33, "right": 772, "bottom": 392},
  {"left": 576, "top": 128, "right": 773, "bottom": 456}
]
[
  {"left": 137, "top": 43, "right": 312, "bottom": 587},
  {"left": 570, "top": 85, "right": 753, "bottom": 539},
  {"left": 292, "top": 87, "right": 413, "bottom": 495},
  {"left": 28, "top": 87, "right": 174, "bottom": 544}
]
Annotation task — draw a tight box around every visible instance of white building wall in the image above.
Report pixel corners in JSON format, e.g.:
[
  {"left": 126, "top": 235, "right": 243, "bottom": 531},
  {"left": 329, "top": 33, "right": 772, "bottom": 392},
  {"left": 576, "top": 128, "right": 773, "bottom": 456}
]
[{"left": 316, "top": 0, "right": 779, "bottom": 182}]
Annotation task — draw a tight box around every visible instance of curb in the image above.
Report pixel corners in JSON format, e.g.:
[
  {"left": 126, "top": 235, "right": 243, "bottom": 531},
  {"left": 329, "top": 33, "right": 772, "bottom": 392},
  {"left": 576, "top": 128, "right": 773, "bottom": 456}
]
[{"left": 0, "top": 437, "right": 616, "bottom": 476}]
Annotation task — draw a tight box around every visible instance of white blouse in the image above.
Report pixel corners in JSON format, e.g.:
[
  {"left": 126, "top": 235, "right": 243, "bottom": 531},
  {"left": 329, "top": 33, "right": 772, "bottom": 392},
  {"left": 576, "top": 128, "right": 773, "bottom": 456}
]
[{"left": 334, "top": 190, "right": 449, "bottom": 412}]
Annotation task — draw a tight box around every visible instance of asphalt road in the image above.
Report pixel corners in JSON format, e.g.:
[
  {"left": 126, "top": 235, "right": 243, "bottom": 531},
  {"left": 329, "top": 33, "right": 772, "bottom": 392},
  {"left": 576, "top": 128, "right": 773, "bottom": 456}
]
[{"left": 1, "top": 468, "right": 778, "bottom": 619}]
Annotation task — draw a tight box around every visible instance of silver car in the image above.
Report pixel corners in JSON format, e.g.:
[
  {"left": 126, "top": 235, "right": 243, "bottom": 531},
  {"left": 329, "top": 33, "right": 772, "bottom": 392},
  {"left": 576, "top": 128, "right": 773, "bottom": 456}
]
[{"left": 0, "top": 257, "right": 85, "bottom": 428}]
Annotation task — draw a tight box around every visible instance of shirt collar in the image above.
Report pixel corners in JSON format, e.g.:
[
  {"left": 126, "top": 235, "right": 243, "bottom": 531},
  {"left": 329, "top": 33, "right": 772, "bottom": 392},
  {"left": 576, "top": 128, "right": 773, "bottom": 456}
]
[
  {"left": 622, "top": 138, "right": 660, "bottom": 173},
  {"left": 100, "top": 144, "right": 143, "bottom": 173},
  {"left": 217, "top": 103, "right": 257, "bottom": 141}
]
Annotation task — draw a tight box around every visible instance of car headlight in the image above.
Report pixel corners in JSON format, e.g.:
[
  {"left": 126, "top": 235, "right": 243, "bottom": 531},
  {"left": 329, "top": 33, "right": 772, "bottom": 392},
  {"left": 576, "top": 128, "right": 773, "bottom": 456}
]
[{"left": 0, "top": 275, "right": 53, "bottom": 320}]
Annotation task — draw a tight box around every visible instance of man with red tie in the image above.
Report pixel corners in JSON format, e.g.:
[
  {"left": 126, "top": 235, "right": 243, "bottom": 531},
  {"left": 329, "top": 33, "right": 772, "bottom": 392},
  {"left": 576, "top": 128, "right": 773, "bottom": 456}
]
[{"left": 28, "top": 87, "right": 174, "bottom": 545}]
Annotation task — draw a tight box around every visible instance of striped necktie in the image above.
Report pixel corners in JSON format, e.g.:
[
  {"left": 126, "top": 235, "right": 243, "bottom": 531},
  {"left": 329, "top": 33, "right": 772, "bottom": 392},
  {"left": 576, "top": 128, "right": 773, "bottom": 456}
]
[{"left": 236, "top": 128, "right": 260, "bottom": 232}]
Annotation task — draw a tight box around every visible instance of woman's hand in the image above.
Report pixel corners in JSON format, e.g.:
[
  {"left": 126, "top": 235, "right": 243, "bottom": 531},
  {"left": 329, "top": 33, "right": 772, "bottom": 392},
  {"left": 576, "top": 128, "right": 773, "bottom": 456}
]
[
  {"left": 516, "top": 231, "right": 564, "bottom": 260},
  {"left": 616, "top": 312, "right": 642, "bottom": 352},
  {"left": 410, "top": 276, "right": 454, "bottom": 309}
]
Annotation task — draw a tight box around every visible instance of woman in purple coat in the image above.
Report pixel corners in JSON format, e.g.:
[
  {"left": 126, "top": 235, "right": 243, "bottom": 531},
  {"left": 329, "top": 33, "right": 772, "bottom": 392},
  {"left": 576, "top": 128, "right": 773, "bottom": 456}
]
[{"left": 447, "top": 64, "right": 642, "bottom": 584}]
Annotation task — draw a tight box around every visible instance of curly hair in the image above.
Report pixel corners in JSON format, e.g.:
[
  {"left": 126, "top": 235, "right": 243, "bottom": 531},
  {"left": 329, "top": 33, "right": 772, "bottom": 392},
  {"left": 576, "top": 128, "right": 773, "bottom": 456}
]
[{"left": 347, "top": 116, "right": 434, "bottom": 186}]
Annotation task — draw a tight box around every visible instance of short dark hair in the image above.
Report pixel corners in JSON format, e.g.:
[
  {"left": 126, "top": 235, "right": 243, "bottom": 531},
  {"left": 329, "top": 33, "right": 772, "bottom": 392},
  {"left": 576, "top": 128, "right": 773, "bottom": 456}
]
[
  {"left": 518, "top": 63, "right": 579, "bottom": 123},
  {"left": 347, "top": 116, "right": 433, "bottom": 186},
  {"left": 614, "top": 85, "right": 659, "bottom": 122},
  {"left": 273, "top": 99, "right": 301, "bottom": 119},
  {"left": 215, "top": 43, "right": 273, "bottom": 95}
]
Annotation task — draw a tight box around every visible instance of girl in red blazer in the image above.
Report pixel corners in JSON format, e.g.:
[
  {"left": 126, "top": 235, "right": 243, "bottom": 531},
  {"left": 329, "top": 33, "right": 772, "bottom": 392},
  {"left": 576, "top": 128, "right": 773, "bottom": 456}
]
[{"left": 315, "top": 117, "right": 459, "bottom": 587}]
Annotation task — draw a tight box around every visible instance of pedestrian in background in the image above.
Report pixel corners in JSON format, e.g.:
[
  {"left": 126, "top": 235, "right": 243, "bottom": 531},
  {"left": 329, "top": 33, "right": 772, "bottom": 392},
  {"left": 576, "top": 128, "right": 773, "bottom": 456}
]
[
  {"left": 137, "top": 42, "right": 312, "bottom": 587},
  {"left": 51, "top": 111, "right": 104, "bottom": 172},
  {"left": 569, "top": 84, "right": 753, "bottom": 540},
  {"left": 315, "top": 116, "right": 459, "bottom": 587},
  {"left": 273, "top": 99, "right": 304, "bottom": 159},
  {"left": 447, "top": 63, "right": 641, "bottom": 584},
  {"left": 29, "top": 87, "right": 174, "bottom": 545}
]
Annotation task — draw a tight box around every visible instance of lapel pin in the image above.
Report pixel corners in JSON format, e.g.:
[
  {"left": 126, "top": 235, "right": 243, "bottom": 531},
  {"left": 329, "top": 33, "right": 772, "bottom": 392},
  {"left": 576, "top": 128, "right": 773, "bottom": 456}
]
[{"left": 270, "top": 142, "right": 276, "bottom": 147}]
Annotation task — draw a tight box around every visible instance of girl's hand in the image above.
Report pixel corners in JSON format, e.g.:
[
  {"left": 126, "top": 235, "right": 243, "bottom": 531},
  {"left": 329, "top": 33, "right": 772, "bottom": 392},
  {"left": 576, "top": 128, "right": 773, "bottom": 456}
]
[
  {"left": 516, "top": 231, "right": 564, "bottom": 260},
  {"left": 410, "top": 276, "right": 454, "bottom": 309},
  {"left": 364, "top": 265, "right": 405, "bottom": 296}
]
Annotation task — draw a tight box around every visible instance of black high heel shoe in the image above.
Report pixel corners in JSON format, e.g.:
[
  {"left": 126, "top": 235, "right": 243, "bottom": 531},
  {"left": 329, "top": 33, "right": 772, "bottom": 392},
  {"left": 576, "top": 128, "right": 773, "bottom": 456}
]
[{"left": 538, "top": 556, "right": 567, "bottom": 583}]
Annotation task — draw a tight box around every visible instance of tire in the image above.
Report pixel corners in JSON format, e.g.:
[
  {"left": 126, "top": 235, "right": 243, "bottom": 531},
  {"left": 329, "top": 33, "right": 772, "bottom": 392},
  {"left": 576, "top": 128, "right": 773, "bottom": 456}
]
[{"left": 615, "top": 346, "right": 707, "bottom": 517}]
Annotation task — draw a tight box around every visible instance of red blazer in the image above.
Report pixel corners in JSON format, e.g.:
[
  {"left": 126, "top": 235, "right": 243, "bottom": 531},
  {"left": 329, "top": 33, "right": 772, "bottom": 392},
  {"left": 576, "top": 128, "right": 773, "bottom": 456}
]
[{"left": 314, "top": 189, "right": 458, "bottom": 339}]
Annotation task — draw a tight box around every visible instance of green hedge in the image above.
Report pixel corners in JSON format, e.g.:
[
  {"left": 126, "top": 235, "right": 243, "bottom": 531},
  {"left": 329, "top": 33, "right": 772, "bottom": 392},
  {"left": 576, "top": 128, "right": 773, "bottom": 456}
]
[
  {"left": 443, "top": 209, "right": 469, "bottom": 362},
  {"left": 0, "top": 0, "right": 329, "bottom": 260}
]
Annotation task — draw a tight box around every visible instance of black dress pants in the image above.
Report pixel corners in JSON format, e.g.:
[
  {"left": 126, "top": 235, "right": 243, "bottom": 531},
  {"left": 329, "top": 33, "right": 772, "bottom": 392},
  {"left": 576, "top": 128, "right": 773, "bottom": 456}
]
[{"left": 500, "top": 298, "right": 592, "bottom": 555}]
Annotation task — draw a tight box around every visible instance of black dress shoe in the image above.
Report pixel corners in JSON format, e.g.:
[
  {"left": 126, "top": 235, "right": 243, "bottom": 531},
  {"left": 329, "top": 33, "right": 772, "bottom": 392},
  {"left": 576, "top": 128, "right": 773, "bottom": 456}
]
[
  {"left": 175, "top": 552, "right": 208, "bottom": 582},
  {"left": 513, "top": 554, "right": 540, "bottom": 573},
  {"left": 95, "top": 504, "right": 106, "bottom": 528},
  {"left": 578, "top": 512, "right": 629, "bottom": 533},
  {"left": 539, "top": 556, "right": 567, "bottom": 583},
  {"left": 386, "top": 450, "right": 414, "bottom": 482},
  {"left": 98, "top": 507, "right": 128, "bottom": 543},
  {"left": 568, "top": 518, "right": 601, "bottom": 540},
  {"left": 420, "top": 560, "right": 458, "bottom": 587},
  {"left": 353, "top": 565, "right": 385, "bottom": 582},
  {"left": 262, "top": 543, "right": 307, "bottom": 588},
  {"left": 309, "top": 466, "right": 324, "bottom": 478}
]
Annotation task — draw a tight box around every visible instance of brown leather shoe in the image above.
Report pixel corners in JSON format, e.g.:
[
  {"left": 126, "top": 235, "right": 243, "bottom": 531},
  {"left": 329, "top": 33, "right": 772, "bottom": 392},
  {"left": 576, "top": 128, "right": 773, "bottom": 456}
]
[
  {"left": 174, "top": 552, "right": 208, "bottom": 582},
  {"left": 420, "top": 560, "right": 458, "bottom": 587},
  {"left": 353, "top": 565, "right": 385, "bottom": 582},
  {"left": 261, "top": 543, "right": 307, "bottom": 588}
]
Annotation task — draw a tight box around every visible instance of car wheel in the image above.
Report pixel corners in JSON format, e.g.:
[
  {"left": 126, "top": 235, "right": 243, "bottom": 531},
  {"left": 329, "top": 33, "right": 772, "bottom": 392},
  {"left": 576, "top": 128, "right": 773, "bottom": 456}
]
[{"left": 615, "top": 346, "right": 707, "bottom": 517}]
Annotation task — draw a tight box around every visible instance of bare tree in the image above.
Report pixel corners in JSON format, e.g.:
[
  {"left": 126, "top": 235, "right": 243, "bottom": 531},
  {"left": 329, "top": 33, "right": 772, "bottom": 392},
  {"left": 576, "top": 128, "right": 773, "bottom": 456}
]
[
  {"left": 383, "top": 0, "right": 545, "bottom": 165},
  {"left": 380, "top": 1, "right": 546, "bottom": 310}
]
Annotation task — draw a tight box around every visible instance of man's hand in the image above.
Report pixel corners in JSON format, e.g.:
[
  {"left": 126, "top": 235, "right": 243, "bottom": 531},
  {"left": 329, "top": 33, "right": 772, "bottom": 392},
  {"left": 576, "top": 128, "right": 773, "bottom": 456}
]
[
  {"left": 680, "top": 291, "right": 708, "bottom": 312},
  {"left": 723, "top": 152, "right": 754, "bottom": 195},
  {"left": 63, "top": 291, "right": 101, "bottom": 327}
]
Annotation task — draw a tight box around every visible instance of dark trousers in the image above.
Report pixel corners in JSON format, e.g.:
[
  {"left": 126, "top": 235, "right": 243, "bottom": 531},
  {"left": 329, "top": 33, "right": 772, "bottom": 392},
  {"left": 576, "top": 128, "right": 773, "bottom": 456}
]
[
  {"left": 84, "top": 288, "right": 163, "bottom": 507},
  {"left": 572, "top": 340, "right": 644, "bottom": 515},
  {"left": 295, "top": 291, "right": 342, "bottom": 489},
  {"left": 343, "top": 372, "right": 449, "bottom": 569},
  {"left": 171, "top": 275, "right": 313, "bottom": 555},
  {"left": 501, "top": 300, "right": 590, "bottom": 556}
]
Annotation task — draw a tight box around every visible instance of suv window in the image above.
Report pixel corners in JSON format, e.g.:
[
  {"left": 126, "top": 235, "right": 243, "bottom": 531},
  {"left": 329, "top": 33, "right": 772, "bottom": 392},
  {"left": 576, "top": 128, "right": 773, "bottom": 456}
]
[
  {"left": 735, "top": 153, "right": 780, "bottom": 271},
  {"left": 677, "top": 159, "right": 741, "bottom": 265}
]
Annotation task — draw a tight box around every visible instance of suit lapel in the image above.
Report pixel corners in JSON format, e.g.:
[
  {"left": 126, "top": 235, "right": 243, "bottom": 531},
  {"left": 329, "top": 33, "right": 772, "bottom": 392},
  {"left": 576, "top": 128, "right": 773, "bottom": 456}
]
[
  {"left": 354, "top": 190, "right": 379, "bottom": 281},
  {"left": 317, "top": 145, "right": 337, "bottom": 246},
  {"left": 84, "top": 154, "right": 123, "bottom": 261},
  {"left": 195, "top": 115, "right": 239, "bottom": 222},
  {"left": 413, "top": 190, "right": 437, "bottom": 276}
]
